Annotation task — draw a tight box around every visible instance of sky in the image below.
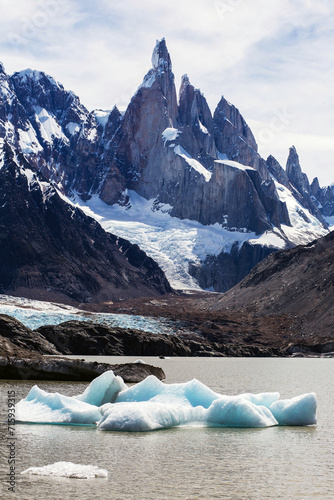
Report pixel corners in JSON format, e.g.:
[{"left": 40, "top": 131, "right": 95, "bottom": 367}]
[{"left": 0, "top": 0, "right": 333, "bottom": 186}]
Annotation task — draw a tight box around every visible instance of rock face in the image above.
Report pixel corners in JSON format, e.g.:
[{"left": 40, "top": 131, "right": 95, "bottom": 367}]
[
  {"left": 100, "top": 40, "right": 288, "bottom": 235},
  {"left": 215, "top": 230, "right": 334, "bottom": 339},
  {"left": 0, "top": 39, "right": 332, "bottom": 294},
  {"left": 0, "top": 145, "right": 171, "bottom": 303},
  {"left": 37, "top": 321, "right": 192, "bottom": 357},
  {"left": 310, "top": 178, "right": 334, "bottom": 217},
  {"left": 0, "top": 357, "right": 165, "bottom": 382}
]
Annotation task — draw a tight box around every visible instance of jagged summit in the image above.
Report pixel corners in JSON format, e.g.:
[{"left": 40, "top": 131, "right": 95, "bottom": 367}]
[
  {"left": 0, "top": 62, "right": 5, "bottom": 74},
  {"left": 151, "top": 38, "right": 172, "bottom": 72},
  {"left": 12, "top": 68, "right": 60, "bottom": 89},
  {"left": 0, "top": 40, "right": 332, "bottom": 296},
  {"left": 286, "top": 145, "right": 310, "bottom": 196}
]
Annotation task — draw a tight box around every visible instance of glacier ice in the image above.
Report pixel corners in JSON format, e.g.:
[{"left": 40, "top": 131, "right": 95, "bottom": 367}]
[
  {"left": 21, "top": 461, "right": 108, "bottom": 479},
  {"left": 16, "top": 370, "right": 317, "bottom": 431},
  {"left": 16, "top": 385, "right": 102, "bottom": 425},
  {"left": 74, "top": 370, "right": 126, "bottom": 406}
]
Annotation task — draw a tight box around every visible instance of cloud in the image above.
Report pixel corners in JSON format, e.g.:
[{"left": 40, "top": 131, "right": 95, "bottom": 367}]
[{"left": 0, "top": 0, "right": 333, "bottom": 185}]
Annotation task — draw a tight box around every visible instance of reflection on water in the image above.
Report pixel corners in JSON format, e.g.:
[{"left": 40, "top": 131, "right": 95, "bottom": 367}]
[{"left": 1, "top": 358, "right": 333, "bottom": 499}]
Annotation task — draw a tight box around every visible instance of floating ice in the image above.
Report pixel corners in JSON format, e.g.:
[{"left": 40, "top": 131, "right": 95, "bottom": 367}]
[
  {"left": 16, "top": 370, "right": 317, "bottom": 431},
  {"left": 21, "top": 461, "right": 108, "bottom": 479},
  {"left": 74, "top": 370, "right": 126, "bottom": 406},
  {"left": 16, "top": 385, "right": 103, "bottom": 425},
  {"left": 270, "top": 393, "right": 317, "bottom": 426}
]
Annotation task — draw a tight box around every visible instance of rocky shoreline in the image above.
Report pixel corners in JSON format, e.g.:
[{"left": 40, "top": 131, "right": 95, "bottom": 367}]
[
  {"left": 0, "top": 356, "right": 165, "bottom": 382},
  {"left": 1, "top": 311, "right": 333, "bottom": 384}
]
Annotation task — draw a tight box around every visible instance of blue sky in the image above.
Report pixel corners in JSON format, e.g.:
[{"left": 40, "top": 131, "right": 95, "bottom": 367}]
[{"left": 0, "top": 0, "right": 333, "bottom": 185}]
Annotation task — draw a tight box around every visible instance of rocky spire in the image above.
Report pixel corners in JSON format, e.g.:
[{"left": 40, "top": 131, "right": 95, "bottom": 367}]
[
  {"left": 151, "top": 38, "right": 172, "bottom": 73},
  {"left": 136, "top": 38, "right": 177, "bottom": 124},
  {"left": 266, "top": 155, "right": 290, "bottom": 187},
  {"left": 178, "top": 74, "right": 213, "bottom": 133},
  {"left": 286, "top": 146, "right": 310, "bottom": 196}
]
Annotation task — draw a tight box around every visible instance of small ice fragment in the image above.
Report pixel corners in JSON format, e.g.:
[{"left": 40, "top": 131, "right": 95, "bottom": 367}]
[
  {"left": 270, "top": 393, "right": 317, "bottom": 426},
  {"left": 21, "top": 461, "right": 108, "bottom": 479}
]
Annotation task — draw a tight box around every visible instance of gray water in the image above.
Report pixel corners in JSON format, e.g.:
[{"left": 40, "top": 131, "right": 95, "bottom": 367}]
[{"left": 1, "top": 357, "right": 333, "bottom": 499}]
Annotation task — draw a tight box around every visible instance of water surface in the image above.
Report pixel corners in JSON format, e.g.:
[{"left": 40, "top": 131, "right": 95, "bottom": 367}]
[{"left": 1, "top": 357, "right": 333, "bottom": 499}]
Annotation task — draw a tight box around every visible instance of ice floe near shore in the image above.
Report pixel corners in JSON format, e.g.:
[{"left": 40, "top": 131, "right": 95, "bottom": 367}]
[
  {"left": 16, "top": 370, "right": 317, "bottom": 431},
  {"left": 22, "top": 461, "right": 108, "bottom": 479}
]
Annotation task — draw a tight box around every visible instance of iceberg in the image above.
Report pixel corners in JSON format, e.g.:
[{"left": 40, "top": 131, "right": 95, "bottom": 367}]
[
  {"left": 16, "top": 385, "right": 102, "bottom": 425},
  {"left": 21, "top": 461, "right": 108, "bottom": 479},
  {"left": 16, "top": 370, "right": 317, "bottom": 431}
]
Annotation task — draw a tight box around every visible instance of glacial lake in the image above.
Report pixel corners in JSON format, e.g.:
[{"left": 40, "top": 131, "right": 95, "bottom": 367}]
[{"left": 1, "top": 357, "right": 333, "bottom": 499}]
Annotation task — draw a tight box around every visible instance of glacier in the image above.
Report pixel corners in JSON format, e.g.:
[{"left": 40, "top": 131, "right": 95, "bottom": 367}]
[
  {"left": 0, "top": 294, "right": 177, "bottom": 333},
  {"left": 69, "top": 188, "right": 329, "bottom": 291},
  {"left": 16, "top": 370, "right": 317, "bottom": 431}
]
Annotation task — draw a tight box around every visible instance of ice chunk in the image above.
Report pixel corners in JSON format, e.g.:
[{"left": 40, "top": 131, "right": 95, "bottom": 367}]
[
  {"left": 21, "top": 461, "right": 108, "bottom": 479},
  {"left": 270, "top": 393, "right": 317, "bottom": 426},
  {"left": 16, "top": 385, "right": 102, "bottom": 425},
  {"left": 115, "top": 376, "right": 220, "bottom": 408},
  {"left": 240, "top": 392, "right": 280, "bottom": 408},
  {"left": 206, "top": 397, "right": 278, "bottom": 428},
  {"left": 98, "top": 401, "right": 200, "bottom": 432},
  {"left": 16, "top": 372, "right": 317, "bottom": 431},
  {"left": 74, "top": 370, "right": 126, "bottom": 406}
]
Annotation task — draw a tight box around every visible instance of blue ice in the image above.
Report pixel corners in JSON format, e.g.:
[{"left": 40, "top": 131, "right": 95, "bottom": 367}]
[{"left": 16, "top": 370, "right": 317, "bottom": 431}]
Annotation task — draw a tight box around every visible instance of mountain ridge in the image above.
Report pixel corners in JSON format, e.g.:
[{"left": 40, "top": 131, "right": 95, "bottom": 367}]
[
  {"left": 0, "top": 142, "right": 172, "bottom": 303},
  {"left": 1, "top": 39, "right": 333, "bottom": 295}
]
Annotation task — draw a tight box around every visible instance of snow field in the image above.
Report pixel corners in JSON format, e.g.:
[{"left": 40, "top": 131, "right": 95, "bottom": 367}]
[{"left": 71, "top": 186, "right": 329, "bottom": 291}]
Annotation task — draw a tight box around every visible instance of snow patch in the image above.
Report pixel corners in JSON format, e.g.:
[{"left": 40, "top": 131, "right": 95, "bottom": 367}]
[
  {"left": 66, "top": 122, "right": 81, "bottom": 135},
  {"left": 138, "top": 69, "right": 156, "bottom": 89},
  {"left": 33, "top": 106, "right": 67, "bottom": 144},
  {"left": 174, "top": 145, "right": 212, "bottom": 182},
  {"left": 162, "top": 127, "right": 181, "bottom": 144},
  {"left": 20, "top": 167, "right": 54, "bottom": 203},
  {"left": 274, "top": 180, "right": 328, "bottom": 245},
  {"left": 215, "top": 158, "right": 255, "bottom": 172},
  {"left": 17, "top": 126, "right": 43, "bottom": 154},
  {"left": 198, "top": 120, "right": 209, "bottom": 134},
  {"left": 92, "top": 109, "right": 111, "bottom": 129},
  {"left": 325, "top": 215, "right": 334, "bottom": 228},
  {"left": 16, "top": 69, "right": 60, "bottom": 89}
]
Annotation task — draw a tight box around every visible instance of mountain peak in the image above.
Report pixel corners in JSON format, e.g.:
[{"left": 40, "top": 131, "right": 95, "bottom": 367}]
[
  {"left": 0, "top": 62, "right": 5, "bottom": 74},
  {"left": 13, "top": 68, "right": 61, "bottom": 90},
  {"left": 151, "top": 38, "right": 172, "bottom": 73},
  {"left": 286, "top": 145, "right": 300, "bottom": 170}
]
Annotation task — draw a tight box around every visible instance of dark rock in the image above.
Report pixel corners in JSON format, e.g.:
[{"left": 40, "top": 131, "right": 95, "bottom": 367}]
[
  {"left": 310, "top": 178, "right": 334, "bottom": 217},
  {"left": 266, "top": 155, "right": 290, "bottom": 188},
  {"left": 0, "top": 145, "right": 172, "bottom": 303},
  {"left": 215, "top": 230, "right": 334, "bottom": 340},
  {"left": 36, "top": 321, "right": 192, "bottom": 357},
  {"left": 0, "top": 314, "right": 60, "bottom": 355},
  {"left": 0, "top": 356, "right": 165, "bottom": 382},
  {"left": 189, "top": 240, "right": 278, "bottom": 292},
  {"left": 285, "top": 146, "right": 326, "bottom": 225}
]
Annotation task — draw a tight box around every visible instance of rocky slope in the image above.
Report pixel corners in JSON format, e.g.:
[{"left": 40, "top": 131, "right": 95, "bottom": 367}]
[
  {"left": 0, "top": 143, "right": 171, "bottom": 303},
  {"left": 0, "top": 39, "right": 332, "bottom": 294},
  {"left": 214, "top": 230, "right": 334, "bottom": 341}
]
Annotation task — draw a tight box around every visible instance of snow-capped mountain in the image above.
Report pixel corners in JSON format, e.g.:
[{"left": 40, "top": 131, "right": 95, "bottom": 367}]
[
  {"left": 0, "top": 143, "right": 171, "bottom": 303},
  {"left": 0, "top": 39, "right": 333, "bottom": 293}
]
